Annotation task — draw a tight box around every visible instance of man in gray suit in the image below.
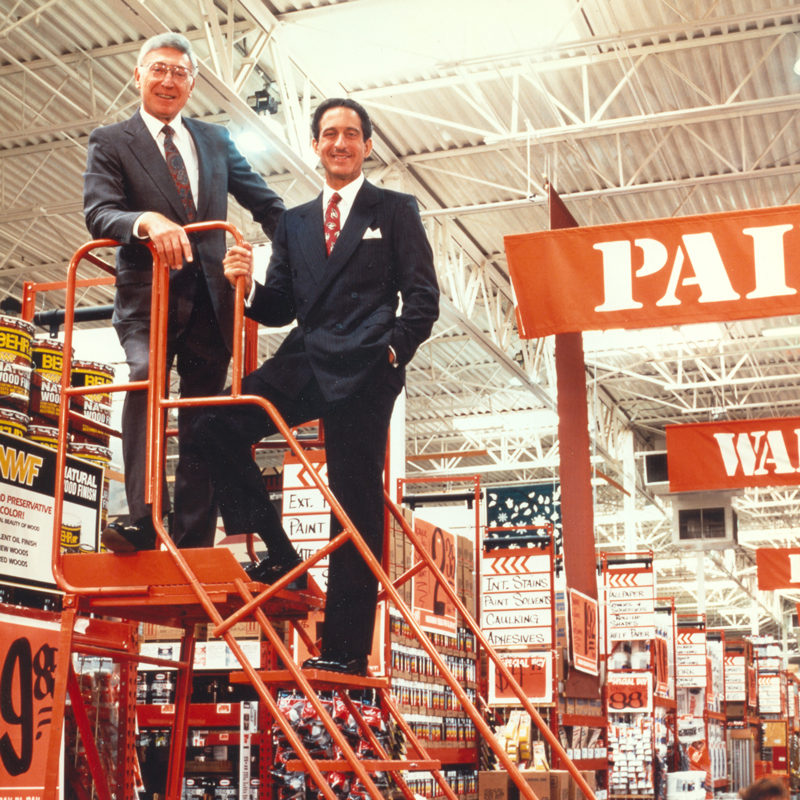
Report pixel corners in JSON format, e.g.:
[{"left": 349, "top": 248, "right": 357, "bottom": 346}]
[
  {"left": 190, "top": 98, "right": 440, "bottom": 675},
  {"left": 83, "top": 32, "right": 285, "bottom": 552}
]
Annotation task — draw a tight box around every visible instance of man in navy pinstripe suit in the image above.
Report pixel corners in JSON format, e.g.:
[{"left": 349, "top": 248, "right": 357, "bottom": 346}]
[{"left": 191, "top": 98, "right": 439, "bottom": 675}]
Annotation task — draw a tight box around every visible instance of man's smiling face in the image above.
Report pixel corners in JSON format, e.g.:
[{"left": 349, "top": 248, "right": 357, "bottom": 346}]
[
  {"left": 313, "top": 106, "right": 373, "bottom": 190},
  {"left": 135, "top": 47, "right": 195, "bottom": 124}
]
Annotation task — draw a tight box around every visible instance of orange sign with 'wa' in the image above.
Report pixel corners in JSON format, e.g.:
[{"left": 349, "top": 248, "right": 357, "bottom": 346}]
[
  {"left": 666, "top": 417, "right": 800, "bottom": 492},
  {"left": 505, "top": 204, "right": 800, "bottom": 338}
]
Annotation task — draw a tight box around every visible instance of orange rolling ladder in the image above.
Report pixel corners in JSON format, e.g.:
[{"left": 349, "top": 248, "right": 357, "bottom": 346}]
[{"left": 38, "top": 222, "right": 597, "bottom": 800}]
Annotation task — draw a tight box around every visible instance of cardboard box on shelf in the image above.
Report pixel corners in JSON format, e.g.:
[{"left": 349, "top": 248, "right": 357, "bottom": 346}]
[
  {"left": 549, "top": 770, "right": 570, "bottom": 800},
  {"left": 569, "top": 771, "right": 597, "bottom": 800},
  {"left": 478, "top": 771, "right": 551, "bottom": 800}
]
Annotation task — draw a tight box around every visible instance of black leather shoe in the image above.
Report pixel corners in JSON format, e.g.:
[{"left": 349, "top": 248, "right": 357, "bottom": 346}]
[
  {"left": 301, "top": 654, "right": 368, "bottom": 676},
  {"left": 244, "top": 558, "right": 307, "bottom": 591},
  {"left": 101, "top": 517, "right": 157, "bottom": 553}
]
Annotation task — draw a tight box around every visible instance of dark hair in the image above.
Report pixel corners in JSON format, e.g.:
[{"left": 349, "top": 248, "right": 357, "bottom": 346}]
[
  {"left": 311, "top": 98, "right": 372, "bottom": 142},
  {"left": 739, "top": 778, "right": 789, "bottom": 800}
]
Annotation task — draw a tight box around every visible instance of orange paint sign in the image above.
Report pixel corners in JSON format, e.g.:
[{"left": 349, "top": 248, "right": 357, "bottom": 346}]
[{"left": 506, "top": 204, "right": 800, "bottom": 338}]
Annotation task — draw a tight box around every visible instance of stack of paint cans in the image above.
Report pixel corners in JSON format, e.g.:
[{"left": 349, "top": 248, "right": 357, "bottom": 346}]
[
  {"left": 28, "top": 337, "right": 67, "bottom": 449},
  {"left": 69, "top": 360, "right": 115, "bottom": 539},
  {"left": 0, "top": 315, "right": 34, "bottom": 437}
]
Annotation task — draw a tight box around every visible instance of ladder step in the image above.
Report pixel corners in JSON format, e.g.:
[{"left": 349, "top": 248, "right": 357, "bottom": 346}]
[
  {"left": 284, "top": 759, "right": 442, "bottom": 772},
  {"left": 229, "top": 669, "right": 389, "bottom": 689}
]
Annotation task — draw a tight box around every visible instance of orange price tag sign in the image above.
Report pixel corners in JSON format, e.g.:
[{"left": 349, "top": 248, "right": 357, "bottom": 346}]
[
  {"left": 488, "top": 652, "right": 552, "bottom": 705},
  {"left": 569, "top": 588, "right": 598, "bottom": 676},
  {"left": 412, "top": 519, "right": 457, "bottom": 636},
  {"left": 607, "top": 671, "right": 653, "bottom": 713},
  {"left": 0, "top": 612, "right": 62, "bottom": 800}
]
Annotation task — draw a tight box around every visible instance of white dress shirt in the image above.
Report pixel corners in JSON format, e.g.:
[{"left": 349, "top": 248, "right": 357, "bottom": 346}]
[{"left": 133, "top": 108, "right": 200, "bottom": 238}]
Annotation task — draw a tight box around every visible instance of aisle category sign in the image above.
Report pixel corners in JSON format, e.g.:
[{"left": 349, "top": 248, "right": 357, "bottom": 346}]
[
  {"left": 282, "top": 451, "right": 329, "bottom": 591},
  {"left": 604, "top": 566, "right": 655, "bottom": 641},
  {"left": 0, "top": 612, "right": 62, "bottom": 800},
  {"left": 676, "top": 629, "right": 707, "bottom": 688},
  {"left": 758, "top": 674, "right": 783, "bottom": 715},
  {"left": 481, "top": 549, "right": 553, "bottom": 648},
  {"left": 724, "top": 655, "right": 746, "bottom": 702}
]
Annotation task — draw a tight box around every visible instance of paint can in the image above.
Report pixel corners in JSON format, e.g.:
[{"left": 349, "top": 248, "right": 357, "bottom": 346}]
[
  {"left": 0, "top": 361, "right": 31, "bottom": 412},
  {"left": 26, "top": 423, "right": 60, "bottom": 450},
  {"left": 0, "top": 315, "right": 34, "bottom": 367},
  {"left": 71, "top": 360, "right": 114, "bottom": 406},
  {"left": 0, "top": 408, "right": 29, "bottom": 438}
]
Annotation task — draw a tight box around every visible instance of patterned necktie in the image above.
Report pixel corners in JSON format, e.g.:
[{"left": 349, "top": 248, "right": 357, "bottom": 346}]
[
  {"left": 324, "top": 192, "right": 342, "bottom": 255},
  {"left": 162, "top": 124, "right": 197, "bottom": 222}
]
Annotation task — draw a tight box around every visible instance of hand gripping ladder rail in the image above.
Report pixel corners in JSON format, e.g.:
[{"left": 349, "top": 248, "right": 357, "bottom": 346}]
[{"left": 43, "top": 222, "right": 597, "bottom": 800}]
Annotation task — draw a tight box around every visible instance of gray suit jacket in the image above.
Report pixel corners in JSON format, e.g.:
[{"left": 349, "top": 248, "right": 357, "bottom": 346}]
[
  {"left": 83, "top": 109, "right": 285, "bottom": 353},
  {"left": 247, "top": 180, "right": 440, "bottom": 401}
]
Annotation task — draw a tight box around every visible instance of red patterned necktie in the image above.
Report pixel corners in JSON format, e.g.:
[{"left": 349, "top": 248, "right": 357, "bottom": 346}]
[
  {"left": 324, "top": 192, "right": 342, "bottom": 255},
  {"left": 162, "top": 124, "right": 197, "bottom": 222}
]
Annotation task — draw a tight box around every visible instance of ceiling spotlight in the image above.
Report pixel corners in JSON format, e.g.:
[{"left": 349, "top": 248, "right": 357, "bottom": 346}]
[{"left": 248, "top": 88, "right": 278, "bottom": 115}]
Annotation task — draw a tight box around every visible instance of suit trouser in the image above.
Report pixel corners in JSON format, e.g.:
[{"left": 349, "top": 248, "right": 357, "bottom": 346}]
[
  {"left": 190, "top": 364, "right": 401, "bottom": 659},
  {"left": 113, "top": 278, "right": 229, "bottom": 547}
]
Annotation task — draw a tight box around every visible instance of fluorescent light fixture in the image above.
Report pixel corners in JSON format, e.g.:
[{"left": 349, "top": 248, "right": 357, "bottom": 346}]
[
  {"left": 452, "top": 408, "right": 558, "bottom": 433},
  {"left": 794, "top": 38, "right": 800, "bottom": 76},
  {"left": 762, "top": 324, "right": 800, "bottom": 338}
]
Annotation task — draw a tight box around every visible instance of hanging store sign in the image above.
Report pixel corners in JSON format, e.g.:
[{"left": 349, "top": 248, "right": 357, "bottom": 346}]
[
  {"left": 756, "top": 547, "right": 800, "bottom": 591},
  {"left": 758, "top": 674, "right": 783, "bottom": 715},
  {"left": 505, "top": 203, "right": 800, "bottom": 339},
  {"left": 607, "top": 672, "right": 653, "bottom": 714},
  {"left": 603, "top": 565, "right": 656, "bottom": 641},
  {"left": 676, "top": 629, "right": 707, "bottom": 688},
  {"left": 725, "top": 655, "right": 746, "bottom": 703},
  {"left": 412, "top": 519, "right": 457, "bottom": 636},
  {"left": 487, "top": 652, "right": 552, "bottom": 706},
  {"left": 481, "top": 548, "right": 553, "bottom": 648},
  {"left": 667, "top": 417, "right": 800, "bottom": 492},
  {"left": 569, "top": 588, "right": 598, "bottom": 676}
]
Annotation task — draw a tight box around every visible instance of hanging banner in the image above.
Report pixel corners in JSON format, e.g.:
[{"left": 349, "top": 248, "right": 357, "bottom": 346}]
[
  {"left": 506, "top": 203, "right": 800, "bottom": 339},
  {"left": 757, "top": 547, "right": 800, "bottom": 591},
  {"left": 481, "top": 548, "right": 553, "bottom": 648},
  {"left": 569, "top": 588, "right": 598, "bottom": 675},
  {"left": 607, "top": 672, "right": 653, "bottom": 713},
  {"left": 487, "top": 652, "right": 552, "bottom": 705},
  {"left": 604, "top": 564, "right": 656, "bottom": 641},
  {"left": 0, "top": 611, "right": 62, "bottom": 800},
  {"left": 412, "top": 519, "right": 457, "bottom": 636},
  {"left": 676, "top": 628, "right": 708, "bottom": 688},
  {"left": 667, "top": 417, "right": 800, "bottom": 492}
]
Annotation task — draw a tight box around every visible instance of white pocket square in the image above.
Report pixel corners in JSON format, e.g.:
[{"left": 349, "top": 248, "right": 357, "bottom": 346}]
[{"left": 362, "top": 228, "right": 382, "bottom": 239}]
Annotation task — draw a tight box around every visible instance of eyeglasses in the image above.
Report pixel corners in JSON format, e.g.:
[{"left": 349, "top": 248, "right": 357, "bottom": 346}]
[{"left": 140, "top": 61, "right": 194, "bottom": 83}]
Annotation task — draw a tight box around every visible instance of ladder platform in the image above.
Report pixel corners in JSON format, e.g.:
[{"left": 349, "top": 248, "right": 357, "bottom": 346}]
[
  {"left": 62, "top": 547, "right": 323, "bottom": 627},
  {"left": 284, "top": 759, "right": 442, "bottom": 773},
  {"left": 229, "top": 668, "right": 389, "bottom": 690}
]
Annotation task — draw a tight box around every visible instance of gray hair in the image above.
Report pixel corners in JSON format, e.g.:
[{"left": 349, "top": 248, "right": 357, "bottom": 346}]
[{"left": 137, "top": 33, "right": 198, "bottom": 74}]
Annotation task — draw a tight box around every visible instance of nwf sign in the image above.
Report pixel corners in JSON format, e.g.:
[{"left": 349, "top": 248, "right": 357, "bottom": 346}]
[{"left": 505, "top": 204, "right": 800, "bottom": 338}]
